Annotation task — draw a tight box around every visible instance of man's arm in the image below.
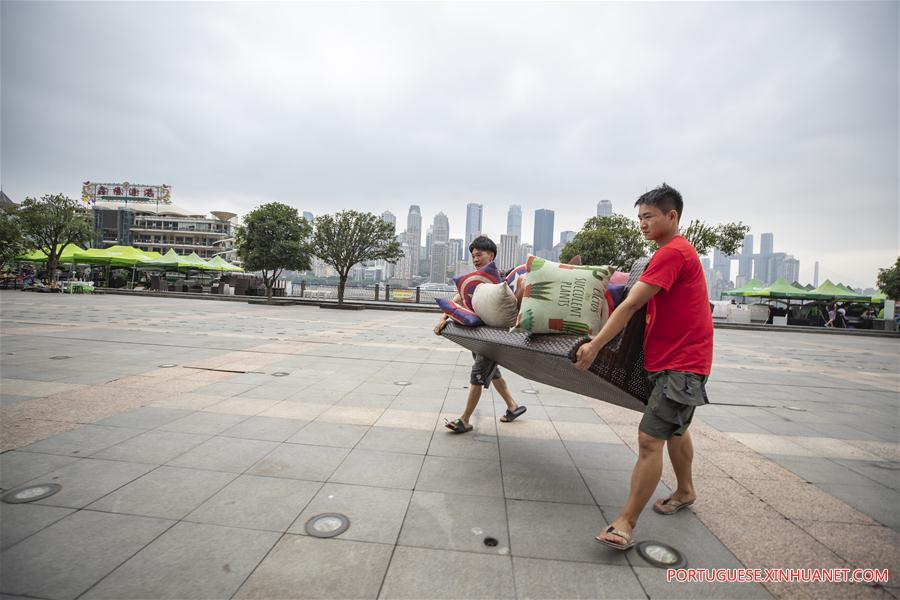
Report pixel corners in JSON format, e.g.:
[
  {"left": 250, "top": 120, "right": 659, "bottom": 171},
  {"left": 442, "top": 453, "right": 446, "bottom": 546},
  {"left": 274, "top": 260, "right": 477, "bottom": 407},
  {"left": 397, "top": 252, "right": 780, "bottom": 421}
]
[
  {"left": 574, "top": 281, "right": 661, "bottom": 370},
  {"left": 434, "top": 293, "right": 463, "bottom": 335}
]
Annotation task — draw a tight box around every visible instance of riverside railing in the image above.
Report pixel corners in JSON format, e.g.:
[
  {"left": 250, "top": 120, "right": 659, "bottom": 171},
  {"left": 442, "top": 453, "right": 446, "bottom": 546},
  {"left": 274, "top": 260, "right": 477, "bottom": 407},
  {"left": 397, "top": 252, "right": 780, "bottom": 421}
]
[{"left": 293, "top": 282, "right": 455, "bottom": 305}]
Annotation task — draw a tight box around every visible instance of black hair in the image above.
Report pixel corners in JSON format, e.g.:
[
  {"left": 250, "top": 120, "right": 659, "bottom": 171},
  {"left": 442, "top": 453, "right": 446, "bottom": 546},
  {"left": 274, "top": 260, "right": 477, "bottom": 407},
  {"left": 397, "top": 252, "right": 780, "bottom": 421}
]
[
  {"left": 634, "top": 183, "right": 683, "bottom": 221},
  {"left": 468, "top": 235, "right": 497, "bottom": 258}
]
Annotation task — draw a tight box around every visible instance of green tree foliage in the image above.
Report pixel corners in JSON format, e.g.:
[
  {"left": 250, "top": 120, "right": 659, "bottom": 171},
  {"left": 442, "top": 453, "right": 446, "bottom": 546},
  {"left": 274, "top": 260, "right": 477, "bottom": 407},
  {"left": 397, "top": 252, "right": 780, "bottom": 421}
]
[
  {"left": 0, "top": 205, "right": 25, "bottom": 269},
  {"left": 313, "top": 210, "right": 402, "bottom": 304},
  {"left": 682, "top": 220, "right": 750, "bottom": 257},
  {"left": 560, "top": 215, "right": 650, "bottom": 271},
  {"left": 235, "top": 202, "right": 312, "bottom": 300},
  {"left": 876, "top": 257, "right": 900, "bottom": 299},
  {"left": 17, "top": 194, "right": 94, "bottom": 285}
]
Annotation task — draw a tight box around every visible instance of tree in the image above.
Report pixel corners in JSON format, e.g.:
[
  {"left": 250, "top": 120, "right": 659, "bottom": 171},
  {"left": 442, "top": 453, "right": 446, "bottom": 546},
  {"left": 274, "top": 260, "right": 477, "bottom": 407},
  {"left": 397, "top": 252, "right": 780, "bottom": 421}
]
[
  {"left": 0, "top": 205, "right": 25, "bottom": 269},
  {"left": 560, "top": 215, "right": 650, "bottom": 270},
  {"left": 682, "top": 220, "right": 750, "bottom": 257},
  {"left": 235, "top": 202, "right": 312, "bottom": 301},
  {"left": 876, "top": 257, "right": 900, "bottom": 299},
  {"left": 313, "top": 210, "right": 402, "bottom": 304},
  {"left": 17, "top": 194, "right": 94, "bottom": 285}
]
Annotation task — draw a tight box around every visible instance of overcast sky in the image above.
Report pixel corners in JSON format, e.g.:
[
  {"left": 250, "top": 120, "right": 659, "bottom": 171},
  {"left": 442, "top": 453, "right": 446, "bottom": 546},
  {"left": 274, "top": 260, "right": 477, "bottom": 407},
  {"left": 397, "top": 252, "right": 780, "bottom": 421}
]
[{"left": 2, "top": 1, "right": 897, "bottom": 288}]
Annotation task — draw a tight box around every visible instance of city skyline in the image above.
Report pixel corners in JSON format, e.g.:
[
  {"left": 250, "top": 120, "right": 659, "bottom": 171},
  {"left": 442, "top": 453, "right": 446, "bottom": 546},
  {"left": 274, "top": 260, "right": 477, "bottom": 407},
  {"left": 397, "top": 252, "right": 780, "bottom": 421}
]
[{"left": 2, "top": 2, "right": 896, "bottom": 288}]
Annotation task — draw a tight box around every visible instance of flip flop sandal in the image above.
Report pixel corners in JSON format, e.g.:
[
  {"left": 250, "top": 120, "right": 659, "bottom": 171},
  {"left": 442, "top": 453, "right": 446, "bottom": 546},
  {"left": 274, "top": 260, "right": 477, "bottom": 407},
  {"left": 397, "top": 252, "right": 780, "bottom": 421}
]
[
  {"left": 653, "top": 496, "right": 695, "bottom": 515},
  {"left": 500, "top": 406, "right": 527, "bottom": 423},
  {"left": 443, "top": 418, "right": 473, "bottom": 434},
  {"left": 594, "top": 525, "right": 634, "bottom": 550}
]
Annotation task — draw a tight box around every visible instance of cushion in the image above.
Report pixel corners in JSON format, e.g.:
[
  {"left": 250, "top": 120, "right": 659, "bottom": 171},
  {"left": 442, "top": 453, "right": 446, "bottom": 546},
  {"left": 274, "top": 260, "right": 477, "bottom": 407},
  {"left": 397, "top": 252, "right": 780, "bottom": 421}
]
[
  {"left": 435, "top": 261, "right": 503, "bottom": 327},
  {"left": 471, "top": 282, "right": 518, "bottom": 328},
  {"left": 511, "top": 256, "right": 613, "bottom": 336},
  {"left": 504, "top": 263, "right": 528, "bottom": 294},
  {"left": 435, "top": 298, "right": 483, "bottom": 326}
]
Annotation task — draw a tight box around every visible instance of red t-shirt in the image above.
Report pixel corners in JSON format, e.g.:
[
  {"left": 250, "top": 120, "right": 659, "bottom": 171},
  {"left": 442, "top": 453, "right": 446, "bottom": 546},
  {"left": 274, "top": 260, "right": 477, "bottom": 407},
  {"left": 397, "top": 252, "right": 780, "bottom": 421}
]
[{"left": 638, "top": 235, "right": 713, "bottom": 375}]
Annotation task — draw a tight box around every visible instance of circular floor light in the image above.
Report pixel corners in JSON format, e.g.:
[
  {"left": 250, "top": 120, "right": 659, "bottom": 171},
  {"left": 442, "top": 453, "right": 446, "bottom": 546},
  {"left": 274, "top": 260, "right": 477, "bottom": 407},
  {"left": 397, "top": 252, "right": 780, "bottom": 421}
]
[
  {"left": 394, "top": 381, "right": 411, "bottom": 386},
  {"left": 521, "top": 389, "right": 538, "bottom": 395},
  {"left": 2, "top": 484, "right": 62, "bottom": 504},
  {"left": 158, "top": 364, "right": 178, "bottom": 368},
  {"left": 783, "top": 405, "right": 807, "bottom": 412},
  {"left": 305, "top": 513, "right": 350, "bottom": 538},
  {"left": 272, "top": 372, "right": 290, "bottom": 377},
  {"left": 636, "top": 541, "right": 687, "bottom": 569}
]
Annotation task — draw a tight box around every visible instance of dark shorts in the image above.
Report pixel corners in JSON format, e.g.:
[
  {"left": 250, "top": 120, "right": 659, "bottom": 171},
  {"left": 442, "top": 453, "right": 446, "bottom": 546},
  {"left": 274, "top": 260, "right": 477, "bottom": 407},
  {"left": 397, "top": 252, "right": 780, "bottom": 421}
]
[
  {"left": 470, "top": 352, "right": 502, "bottom": 388},
  {"left": 639, "top": 371, "right": 709, "bottom": 440}
]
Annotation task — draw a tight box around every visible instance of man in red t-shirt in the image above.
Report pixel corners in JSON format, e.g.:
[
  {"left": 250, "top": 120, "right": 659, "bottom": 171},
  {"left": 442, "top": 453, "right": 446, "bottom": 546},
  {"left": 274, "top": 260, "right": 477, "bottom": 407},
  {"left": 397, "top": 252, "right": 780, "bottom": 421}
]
[{"left": 575, "top": 183, "right": 713, "bottom": 551}]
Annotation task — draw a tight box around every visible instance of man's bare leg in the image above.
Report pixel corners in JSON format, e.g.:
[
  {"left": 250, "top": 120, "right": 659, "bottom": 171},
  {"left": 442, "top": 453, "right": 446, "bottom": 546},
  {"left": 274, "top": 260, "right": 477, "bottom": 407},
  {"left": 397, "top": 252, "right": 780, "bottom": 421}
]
[
  {"left": 598, "top": 431, "right": 666, "bottom": 545},
  {"left": 459, "top": 384, "right": 484, "bottom": 425},
  {"left": 491, "top": 377, "right": 519, "bottom": 413},
  {"left": 657, "top": 430, "right": 697, "bottom": 508}
]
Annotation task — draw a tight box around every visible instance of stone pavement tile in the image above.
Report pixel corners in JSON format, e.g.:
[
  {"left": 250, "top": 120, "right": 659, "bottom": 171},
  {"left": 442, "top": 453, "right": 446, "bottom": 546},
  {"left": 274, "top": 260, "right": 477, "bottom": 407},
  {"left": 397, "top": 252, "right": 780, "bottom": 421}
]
[
  {"left": 380, "top": 546, "right": 515, "bottom": 599},
  {"left": 0, "top": 394, "right": 34, "bottom": 405},
  {"left": 769, "top": 456, "right": 885, "bottom": 486},
  {"left": 82, "top": 521, "right": 279, "bottom": 600},
  {"left": 496, "top": 418, "right": 560, "bottom": 440},
  {"left": 833, "top": 459, "right": 900, "bottom": 491},
  {"left": 167, "top": 437, "right": 279, "bottom": 473},
  {"left": 286, "top": 421, "right": 370, "bottom": 448},
  {"left": 0, "top": 503, "right": 74, "bottom": 550},
  {"left": 355, "top": 382, "right": 402, "bottom": 397},
  {"left": 0, "top": 378, "right": 85, "bottom": 398},
  {"left": 582, "top": 469, "right": 670, "bottom": 506},
  {"left": 87, "top": 466, "right": 236, "bottom": 519},
  {"left": 416, "top": 455, "right": 504, "bottom": 498},
  {"left": 19, "top": 424, "right": 145, "bottom": 457},
  {"left": 633, "top": 567, "right": 772, "bottom": 599},
  {"left": 564, "top": 441, "right": 636, "bottom": 471},
  {"left": 699, "top": 415, "right": 773, "bottom": 434},
  {"left": 89, "top": 430, "right": 210, "bottom": 464},
  {"left": 26, "top": 458, "right": 155, "bottom": 509},
  {"left": 727, "top": 433, "right": 822, "bottom": 457},
  {"left": 202, "top": 397, "right": 280, "bottom": 416},
  {"left": 93, "top": 407, "right": 192, "bottom": 429},
  {"left": 219, "top": 415, "right": 308, "bottom": 442},
  {"left": 794, "top": 520, "right": 900, "bottom": 577},
  {"left": 0, "top": 450, "right": 78, "bottom": 490},
  {"left": 234, "top": 384, "right": 297, "bottom": 402},
  {"left": 357, "top": 426, "right": 432, "bottom": 455},
  {"left": 506, "top": 499, "right": 628, "bottom": 565},
  {"left": 284, "top": 388, "right": 345, "bottom": 405},
  {"left": 157, "top": 411, "right": 249, "bottom": 435},
  {"left": 688, "top": 477, "right": 783, "bottom": 521},
  {"left": 374, "top": 409, "right": 438, "bottom": 431},
  {"left": 427, "top": 430, "right": 500, "bottom": 461},
  {"left": 817, "top": 483, "right": 900, "bottom": 530},
  {"left": 544, "top": 406, "right": 604, "bottom": 424},
  {"left": 248, "top": 443, "right": 349, "bottom": 481},
  {"left": 699, "top": 512, "right": 848, "bottom": 573},
  {"left": 553, "top": 421, "right": 622, "bottom": 444},
  {"left": 398, "top": 490, "right": 509, "bottom": 555},
  {"left": 0, "top": 510, "right": 173, "bottom": 600},
  {"left": 234, "top": 535, "right": 392, "bottom": 600},
  {"left": 763, "top": 581, "right": 893, "bottom": 599},
  {"left": 329, "top": 448, "right": 424, "bottom": 490},
  {"left": 702, "top": 450, "right": 802, "bottom": 483},
  {"left": 660, "top": 453, "right": 728, "bottom": 487},
  {"left": 589, "top": 402, "right": 643, "bottom": 426},
  {"left": 336, "top": 392, "right": 394, "bottom": 409},
  {"left": 147, "top": 392, "right": 223, "bottom": 411},
  {"left": 190, "top": 381, "right": 260, "bottom": 398},
  {"left": 289, "top": 482, "right": 411, "bottom": 544},
  {"left": 503, "top": 460, "right": 595, "bottom": 505},
  {"left": 1, "top": 417, "right": 80, "bottom": 452},
  {"left": 512, "top": 557, "right": 645, "bottom": 599},
  {"left": 260, "top": 400, "right": 332, "bottom": 421},
  {"left": 187, "top": 474, "right": 320, "bottom": 532},
  {"left": 389, "top": 393, "right": 445, "bottom": 412},
  {"left": 842, "top": 441, "right": 900, "bottom": 463},
  {"left": 316, "top": 405, "right": 385, "bottom": 426},
  {"left": 786, "top": 436, "right": 885, "bottom": 461},
  {"left": 741, "top": 479, "right": 878, "bottom": 525},
  {"left": 499, "top": 437, "right": 574, "bottom": 467},
  {"left": 535, "top": 393, "right": 590, "bottom": 409},
  {"left": 602, "top": 504, "right": 743, "bottom": 569}
]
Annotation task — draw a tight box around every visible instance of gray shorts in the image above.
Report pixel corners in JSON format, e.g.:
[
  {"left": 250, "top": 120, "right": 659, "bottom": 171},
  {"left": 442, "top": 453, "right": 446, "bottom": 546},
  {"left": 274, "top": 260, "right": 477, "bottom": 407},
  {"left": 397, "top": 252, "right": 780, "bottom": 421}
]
[
  {"left": 639, "top": 371, "right": 709, "bottom": 440},
  {"left": 470, "top": 352, "right": 501, "bottom": 388}
]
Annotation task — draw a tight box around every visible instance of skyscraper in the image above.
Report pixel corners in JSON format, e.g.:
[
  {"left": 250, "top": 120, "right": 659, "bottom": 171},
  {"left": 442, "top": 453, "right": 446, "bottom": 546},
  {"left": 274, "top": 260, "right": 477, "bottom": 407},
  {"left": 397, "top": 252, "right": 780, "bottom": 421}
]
[
  {"left": 465, "top": 203, "right": 483, "bottom": 244},
  {"left": 424, "top": 225, "right": 433, "bottom": 262},
  {"left": 429, "top": 212, "right": 450, "bottom": 284},
  {"left": 448, "top": 238, "right": 464, "bottom": 264},
  {"left": 754, "top": 232, "right": 774, "bottom": 283},
  {"left": 498, "top": 234, "right": 520, "bottom": 271},
  {"left": 738, "top": 234, "right": 754, "bottom": 281},
  {"left": 814, "top": 261, "right": 820, "bottom": 288},
  {"left": 713, "top": 247, "right": 732, "bottom": 284},
  {"left": 560, "top": 230, "right": 576, "bottom": 245},
  {"left": 506, "top": 205, "right": 522, "bottom": 238},
  {"left": 407, "top": 205, "right": 422, "bottom": 278},
  {"left": 303, "top": 211, "right": 314, "bottom": 224},
  {"left": 760, "top": 233, "right": 774, "bottom": 256},
  {"left": 533, "top": 209, "right": 555, "bottom": 256},
  {"left": 381, "top": 211, "right": 396, "bottom": 235},
  {"left": 597, "top": 200, "right": 613, "bottom": 217}
]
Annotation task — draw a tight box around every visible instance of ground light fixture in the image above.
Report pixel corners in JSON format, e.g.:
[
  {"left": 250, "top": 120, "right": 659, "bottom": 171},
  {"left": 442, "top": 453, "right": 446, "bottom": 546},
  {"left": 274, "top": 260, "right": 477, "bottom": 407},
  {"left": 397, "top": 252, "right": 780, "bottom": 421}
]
[
  {"left": 158, "top": 364, "right": 178, "bottom": 368},
  {"left": 521, "top": 389, "right": 538, "bottom": 394},
  {"left": 394, "top": 381, "right": 411, "bottom": 386},
  {"left": 271, "top": 372, "right": 290, "bottom": 377},
  {"left": 2, "top": 484, "right": 62, "bottom": 504},
  {"left": 305, "top": 513, "right": 350, "bottom": 538},
  {"left": 635, "top": 540, "right": 687, "bottom": 569}
]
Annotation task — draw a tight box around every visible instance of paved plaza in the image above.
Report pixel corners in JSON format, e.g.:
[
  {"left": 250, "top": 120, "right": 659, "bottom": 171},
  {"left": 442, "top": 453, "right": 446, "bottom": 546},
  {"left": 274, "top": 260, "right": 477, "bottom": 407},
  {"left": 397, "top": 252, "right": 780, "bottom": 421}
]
[{"left": 0, "top": 291, "right": 898, "bottom": 599}]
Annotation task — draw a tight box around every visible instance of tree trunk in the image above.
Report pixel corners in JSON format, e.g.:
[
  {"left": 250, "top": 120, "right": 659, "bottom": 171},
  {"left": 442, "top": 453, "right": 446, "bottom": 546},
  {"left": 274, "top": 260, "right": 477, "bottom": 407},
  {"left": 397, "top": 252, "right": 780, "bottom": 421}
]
[
  {"left": 47, "top": 257, "right": 59, "bottom": 286},
  {"left": 266, "top": 283, "right": 273, "bottom": 302},
  {"left": 338, "top": 276, "right": 347, "bottom": 305}
]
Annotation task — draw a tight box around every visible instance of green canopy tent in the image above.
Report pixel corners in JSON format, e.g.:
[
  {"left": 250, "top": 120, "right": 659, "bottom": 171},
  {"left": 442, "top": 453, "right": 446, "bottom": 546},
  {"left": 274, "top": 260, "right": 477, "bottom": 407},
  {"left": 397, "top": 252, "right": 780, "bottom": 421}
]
[
  {"left": 811, "top": 280, "right": 865, "bottom": 302},
  {"left": 204, "top": 255, "right": 244, "bottom": 273},
  {"left": 868, "top": 292, "right": 887, "bottom": 305},
  {"left": 137, "top": 249, "right": 183, "bottom": 270},
  {"left": 16, "top": 244, "right": 85, "bottom": 264},
  {"left": 752, "top": 278, "right": 816, "bottom": 300},
  {"left": 721, "top": 278, "right": 767, "bottom": 298}
]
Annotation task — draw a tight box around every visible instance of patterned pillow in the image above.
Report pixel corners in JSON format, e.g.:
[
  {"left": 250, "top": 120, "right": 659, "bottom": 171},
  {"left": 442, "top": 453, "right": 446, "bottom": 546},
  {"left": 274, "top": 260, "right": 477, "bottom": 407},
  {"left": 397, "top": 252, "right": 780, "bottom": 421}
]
[
  {"left": 435, "top": 297, "right": 482, "bottom": 326},
  {"left": 504, "top": 263, "right": 528, "bottom": 294},
  {"left": 471, "top": 282, "right": 518, "bottom": 328},
  {"left": 435, "top": 261, "right": 503, "bottom": 327},
  {"left": 511, "top": 256, "right": 613, "bottom": 336}
]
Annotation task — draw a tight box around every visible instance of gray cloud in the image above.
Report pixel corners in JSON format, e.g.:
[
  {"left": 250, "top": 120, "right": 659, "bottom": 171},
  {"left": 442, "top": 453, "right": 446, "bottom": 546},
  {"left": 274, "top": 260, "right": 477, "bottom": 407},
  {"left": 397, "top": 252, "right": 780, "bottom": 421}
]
[{"left": 2, "top": 1, "right": 897, "bottom": 287}]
